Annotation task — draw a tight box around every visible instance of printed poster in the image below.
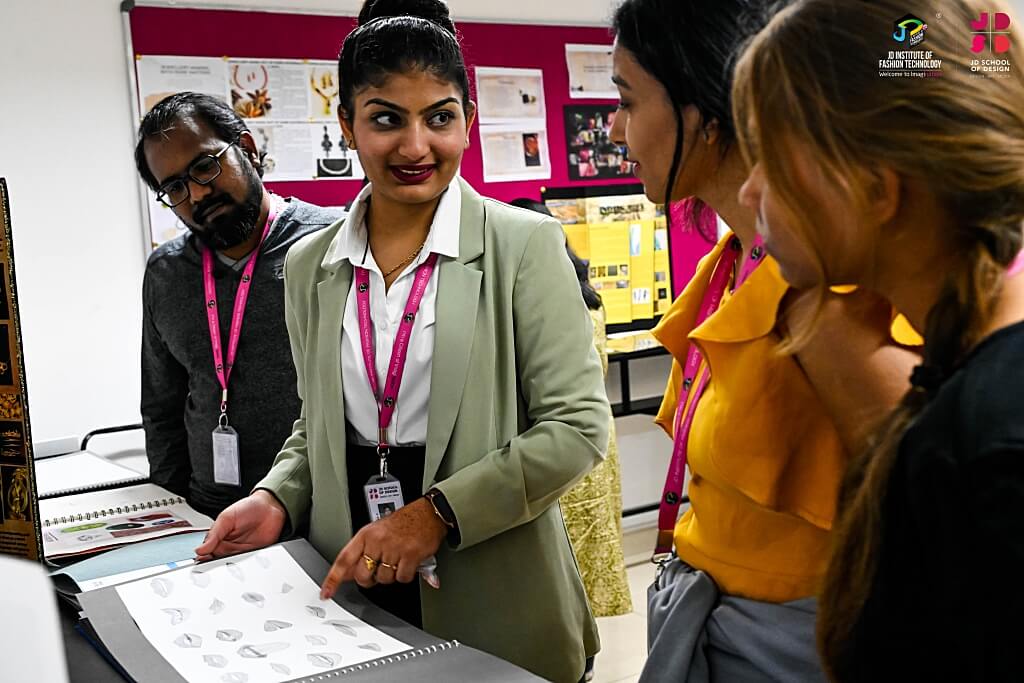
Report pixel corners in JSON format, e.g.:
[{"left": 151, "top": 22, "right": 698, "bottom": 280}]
[
  {"left": 474, "top": 67, "right": 546, "bottom": 124},
  {"left": 553, "top": 193, "right": 672, "bottom": 324},
  {"left": 136, "top": 56, "right": 230, "bottom": 115},
  {"left": 228, "top": 59, "right": 311, "bottom": 121},
  {"left": 479, "top": 124, "right": 551, "bottom": 183},
  {"left": 136, "top": 57, "right": 357, "bottom": 247},
  {"left": 587, "top": 222, "right": 632, "bottom": 324},
  {"left": 566, "top": 44, "right": 617, "bottom": 99},
  {"left": 248, "top": 122, "right": 363, "bottom": 183}
]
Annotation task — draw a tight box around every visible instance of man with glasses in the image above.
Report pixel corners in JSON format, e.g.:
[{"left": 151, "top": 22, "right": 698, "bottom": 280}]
[{"left": 136, "top": 92, "right": 343, "bottom": 518}]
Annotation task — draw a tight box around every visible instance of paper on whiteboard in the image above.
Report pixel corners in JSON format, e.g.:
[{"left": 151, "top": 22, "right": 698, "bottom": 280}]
[
  {"left": 136, "top": 56, "right": 230, "bottom": 115},
  {"left": 115, "top": 545, "right": 408, "bottom": 683},
  {"left": 475, "top": 67, "right": 546, "bottom": 124},
  {"left": 565, "top": 44, "right": 617, "bottom": 100},
  {"left": 480, "top": 123, "right": 552, "bottom": 183}
]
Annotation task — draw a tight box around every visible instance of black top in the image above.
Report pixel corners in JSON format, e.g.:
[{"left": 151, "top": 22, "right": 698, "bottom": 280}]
[
  {"left": 846, "top": 321, "right": 1024, "bottom": 682},
  {"left": 141, "top": 198, "right": 343, "bottom": 517}
]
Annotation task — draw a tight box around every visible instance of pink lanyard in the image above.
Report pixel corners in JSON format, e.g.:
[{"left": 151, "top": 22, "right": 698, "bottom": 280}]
[
  {"left": 653, "top": 236, "right": 765, "bottom": 560},
  {"left": 202, "top": 209, "right": 277, "bottom": 426},
  {"left": 354, "top": 252, "right": 439, "bottom": 475},
  {"left": 1008, "top": 250, "right": 1024, "bottom": 277}
]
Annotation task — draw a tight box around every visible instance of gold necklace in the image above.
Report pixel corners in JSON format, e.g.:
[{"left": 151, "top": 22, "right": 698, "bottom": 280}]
[{"left": 381, "top": 238, "right": 428, "bottom": 279}]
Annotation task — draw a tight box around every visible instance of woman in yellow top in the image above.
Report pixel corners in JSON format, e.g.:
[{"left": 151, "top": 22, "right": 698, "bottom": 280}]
[{"left": 608, "top": 0, "right": 919, "bottom": 680}]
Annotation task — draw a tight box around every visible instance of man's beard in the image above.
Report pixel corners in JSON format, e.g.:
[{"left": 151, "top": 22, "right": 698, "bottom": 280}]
[{"left": 189, "top": 163, "right": 264, "bottom": 251}]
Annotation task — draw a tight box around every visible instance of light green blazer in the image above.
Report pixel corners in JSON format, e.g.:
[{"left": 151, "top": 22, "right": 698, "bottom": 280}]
[{"left": 258, "top": 179, "right": 609, "bottom": 682}]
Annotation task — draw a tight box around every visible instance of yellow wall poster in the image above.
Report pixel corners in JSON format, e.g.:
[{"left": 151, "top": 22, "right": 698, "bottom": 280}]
[
  {"left": 562, "top": 224, "right": 590, "bottom": 260},
  {"left": 629, "top": 221, "right": 655, "bottom": 321},
  {"left": 653, "top": 219, "right": 672, "bottom": 315},
  {"left": 554, "top": 193, "right": 673, "bottom": 325},
  {"left": 587, "top": 222, "right": 632, "bottom": 324}
]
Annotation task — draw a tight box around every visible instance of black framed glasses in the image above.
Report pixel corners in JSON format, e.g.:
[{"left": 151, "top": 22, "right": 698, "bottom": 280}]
[{"left": 155, "top": 141, "right": 237, "bottom": 208}]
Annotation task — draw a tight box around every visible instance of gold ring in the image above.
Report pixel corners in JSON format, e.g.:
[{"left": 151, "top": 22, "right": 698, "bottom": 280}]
[
  {"left": 362, "top": 554, "right": 378, "bottom": 573},
  {"left": 378, "top": 561, "right": 397, "bottom": 571}
]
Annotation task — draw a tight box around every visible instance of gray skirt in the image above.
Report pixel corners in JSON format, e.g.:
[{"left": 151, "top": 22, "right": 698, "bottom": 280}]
[{"left": 639, "top": 558, "right": 828, "bottom": 683}]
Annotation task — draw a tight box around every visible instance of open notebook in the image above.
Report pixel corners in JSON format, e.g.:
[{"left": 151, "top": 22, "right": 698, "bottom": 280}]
[
  {"left": 78, "top": 539, "right": 544, "bottom": 682},
  {"left": 39, "top": 483, "right": 213, "bottom": 560}
]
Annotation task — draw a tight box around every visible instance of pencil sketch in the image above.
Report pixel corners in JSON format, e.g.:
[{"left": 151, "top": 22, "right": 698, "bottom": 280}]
[
  {"left": 151, "top": 577, "right": 172, "bottom": 598},
  {"left": 203, "top": 654, "right": 228, "bottom": 668},
  {"left": 242, "top": 591, "right": 265, "bottom": 608},
  {"left": 173, "top": 633, "right": 201, "bottom": 648},
  {"left": 307, "top": 652, "right": 343, "bottom": 668},
  {"left": 264, "top": 620, "right": 292, "bottom": 632},
  {"left": 162, "top": 608, "right": 190, "bottom": 625}
]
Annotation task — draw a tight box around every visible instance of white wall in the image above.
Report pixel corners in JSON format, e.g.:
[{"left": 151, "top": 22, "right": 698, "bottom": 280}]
[{"left": 0, "top": 0, "right": 617, "bottom": 445}]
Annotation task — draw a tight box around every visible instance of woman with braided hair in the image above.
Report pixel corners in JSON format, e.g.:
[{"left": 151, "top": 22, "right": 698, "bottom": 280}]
[{"left": 734, "top": 0, "right": 1024, "bottom": 680}]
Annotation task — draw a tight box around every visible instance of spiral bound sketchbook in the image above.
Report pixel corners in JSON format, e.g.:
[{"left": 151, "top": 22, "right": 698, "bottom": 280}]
[
  {"left": 79, "top": 539, "right": 545, "bottom": 683},
  {"left": 39, "top": 482, "right": 213, "bottom": 559},
  {"left": 35, "top": 450, "right": 148, "bottom": 499}
]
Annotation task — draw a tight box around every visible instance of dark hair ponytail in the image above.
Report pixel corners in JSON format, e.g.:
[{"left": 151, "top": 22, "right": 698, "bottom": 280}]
[{"left": 339, "top": 0, "right": 471, "bottom": 122}]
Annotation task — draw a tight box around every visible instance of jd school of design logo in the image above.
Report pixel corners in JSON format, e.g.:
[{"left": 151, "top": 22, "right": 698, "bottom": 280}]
[
  {"left": 970, "top": 12, "right": 1011, "bottom": 53},
  {"left": 893, "top": 14, "right": 928, "bottom": 46}
]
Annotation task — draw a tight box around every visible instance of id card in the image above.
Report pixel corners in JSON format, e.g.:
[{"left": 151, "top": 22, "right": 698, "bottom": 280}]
[
  {"left": 364, "top": 474, "right": 405, "bottom": 522},
  {"left": 211, "top": 425, "right": 241, "bottom": 486}
]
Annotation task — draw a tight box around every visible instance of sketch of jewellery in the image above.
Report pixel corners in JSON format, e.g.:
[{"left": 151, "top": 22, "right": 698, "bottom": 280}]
[
  {"left": 310, "top": 68, "right": 339, "bottom": 118},
  {"left": 232, "top": 64, "right": 272, "bottom": 118}
]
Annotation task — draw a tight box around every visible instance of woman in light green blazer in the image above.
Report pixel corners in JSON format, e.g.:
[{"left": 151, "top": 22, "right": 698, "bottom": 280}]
[{"left": 195, "top": 2, "right": 610, "bottom": 681}]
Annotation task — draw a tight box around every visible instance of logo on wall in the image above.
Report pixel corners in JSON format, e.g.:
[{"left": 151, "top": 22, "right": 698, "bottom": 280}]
[
  {"left": 893, "top": 14, "right": 928, "bottom": 46},
  {"left": 970, "top": 11, "right": 1011, "bottom": 53}
]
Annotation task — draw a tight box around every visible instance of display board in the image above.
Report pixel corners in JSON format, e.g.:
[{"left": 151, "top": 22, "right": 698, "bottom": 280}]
[
  {"left": 124, "top": 4, "right": 636, "bottom": 246},
  {"left": 545, "top": 190, "right": 672, "bottom": 327},
  {"left": 0, "top": 179, "right": 42, "bottom": 562}
]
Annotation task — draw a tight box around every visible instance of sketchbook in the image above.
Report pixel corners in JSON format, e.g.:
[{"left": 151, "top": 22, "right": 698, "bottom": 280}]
[
  {"left": 39, "top": 483, "right": 213, "bottom": 559},
  {"left": 35, "top": 449, "right": 147, "bottom": 499},
  {"left": 79, "top": 539, "right": 545, "bottom": 683}
]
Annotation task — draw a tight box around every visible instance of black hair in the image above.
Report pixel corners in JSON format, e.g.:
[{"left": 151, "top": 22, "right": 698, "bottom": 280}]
[
  {"left": 339, "top": 0, "right": 471, "bottom": 122},
  {"left": 134, "top": 91, "right": 259, "bottom": 191},
  {"left": 612, "top": 0, "right": 781, "bottom": 236},
  {"left": 510, "top": 198, "right": 602, "bottom": 311}
]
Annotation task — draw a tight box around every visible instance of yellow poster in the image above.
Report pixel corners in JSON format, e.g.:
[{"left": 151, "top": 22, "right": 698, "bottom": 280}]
[
  {"left": 562, "top": 224, "right": 590, "bottom": 260},
  {"left": 653, "top": 220, "right": 673, "bottom": 315},
  {"left": 629, "top": 221, "right": 655, "bottom": 320},
  {"left": 588, "top": 222, "right": 632, "bottom": 323}
]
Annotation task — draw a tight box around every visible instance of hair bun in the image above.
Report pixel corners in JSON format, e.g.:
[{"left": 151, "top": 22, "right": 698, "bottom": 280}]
[{"left": 357, "top": 0, "right": 456, "bottom": 35}]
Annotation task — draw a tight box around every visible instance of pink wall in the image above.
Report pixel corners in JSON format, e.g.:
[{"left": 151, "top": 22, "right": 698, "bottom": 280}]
[
  {"left": 668, "top": 202, "right": 718, "bottom": 297},
  {"left": 130, "top": 7, "right": 636, "bottom": 208}
]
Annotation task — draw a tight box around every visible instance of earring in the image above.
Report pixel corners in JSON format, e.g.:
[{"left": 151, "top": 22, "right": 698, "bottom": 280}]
[{"left": 702, "top": 128, "right": 710, "bottom": 142}]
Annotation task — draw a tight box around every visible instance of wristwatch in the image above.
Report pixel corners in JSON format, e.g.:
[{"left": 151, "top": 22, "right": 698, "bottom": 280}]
[{"left": 424, "top": 488, "right": 461, "bottom": 547}]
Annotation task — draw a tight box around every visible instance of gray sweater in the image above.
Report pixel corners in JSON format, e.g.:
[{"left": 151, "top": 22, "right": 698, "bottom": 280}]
[{"left": 141, "top": 198, "right": 343, "bottom": 517}]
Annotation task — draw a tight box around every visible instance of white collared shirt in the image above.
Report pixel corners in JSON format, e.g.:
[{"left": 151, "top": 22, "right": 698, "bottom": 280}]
[{"left": 322, "top": 177, "right": 462, "bottom": 446}]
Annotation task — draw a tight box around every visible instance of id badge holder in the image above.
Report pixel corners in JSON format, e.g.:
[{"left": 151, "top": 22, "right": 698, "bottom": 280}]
[
  {"left": 212, "top": 417, "right": 241, "bottom": 486},
  {"left": 364, "top": 473, "right": 405, "bottom": 522}
]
